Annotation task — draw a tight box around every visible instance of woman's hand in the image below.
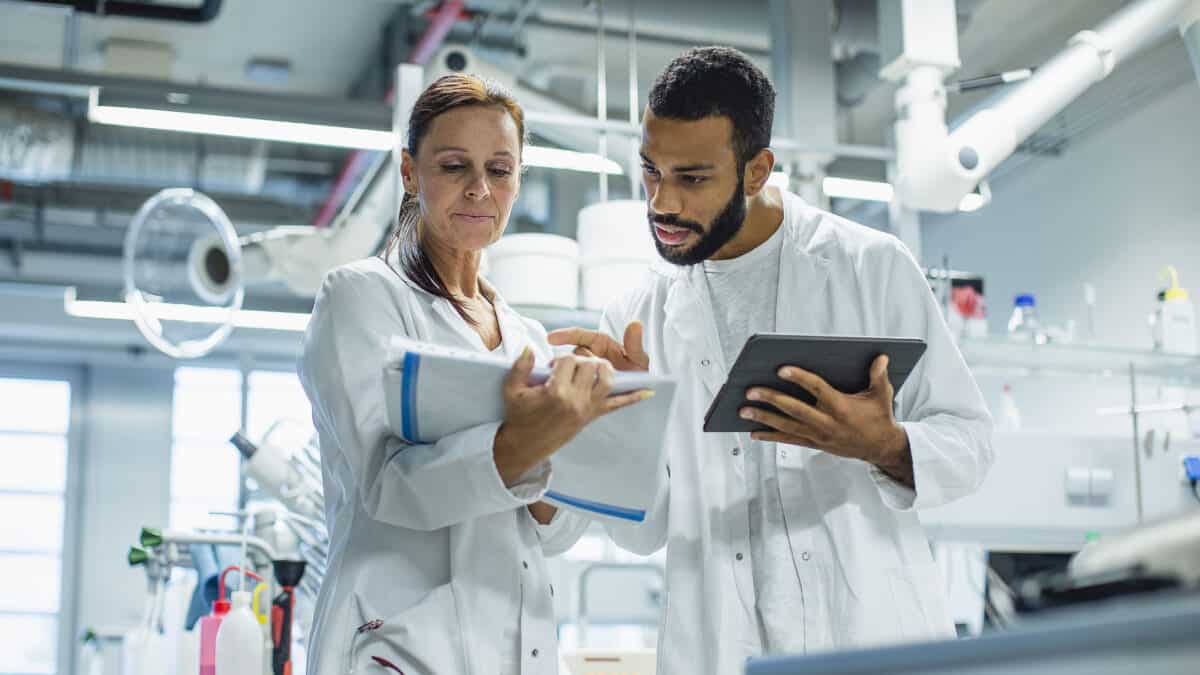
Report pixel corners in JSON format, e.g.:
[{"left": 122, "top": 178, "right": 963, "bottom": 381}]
[{"left": 494, "top": 347, "right": 651, "bottom": 485}]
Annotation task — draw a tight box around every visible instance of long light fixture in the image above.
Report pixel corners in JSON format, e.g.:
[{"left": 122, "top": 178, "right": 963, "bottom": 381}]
[
  {"left": 88, "top": 88, "right": 395, "bottom": 151},
  {"left": 89, "top": 88, "right": 623, "bottom": 175},
  {"left": 821, "top": 176, "right": 988, "bottom": 213},
  {"left": 64, "top": 294, "right": 311, "bottom": 332},
  {"left": 522, "top": 145, "right": 623, "bottom": 175}
]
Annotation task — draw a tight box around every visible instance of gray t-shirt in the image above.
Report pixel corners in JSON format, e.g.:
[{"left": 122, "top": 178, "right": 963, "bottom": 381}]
[{"left": 703, "top": 221, "right": 802, "bottom": 653}]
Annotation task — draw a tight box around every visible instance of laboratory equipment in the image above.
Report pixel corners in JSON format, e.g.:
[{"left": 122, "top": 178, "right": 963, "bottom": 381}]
[
  {"left": 486, "top": 233, "right": 581, "bottom": 308},
  {"left": 1069, "top": 509, "right": 1200, "bottom": 588},
  {"left": 884, "top": 0, "right": 1200, "bottom": 212},
  {"left": 231, "top": 427, "right": 325, "bottom": 523},
  {"left": 197, "top": 594, "right": 231, "bottom": 675},
  {"left": 577, "top": 200, "right": 657, "bottom": 311},
  {"left": 271, "top": 560, "right": 308, "bottom": 675},
  {"left": 1006, "top": 294, "right": 1043, "bottom": 342},
  {"left": 746, "top": 590, "right": 1200, "bottom": 675},
  {"left": 122, "top": 546, "right": 170, "bottom": 675},
  {"left": 1150, "top": 266, "right": 1197, "bottom": 355},
  {"left": 215, "top": 590, "right": 265, "bottom": 675},
  {"left": 123, "top": 187, "right": 243, "bottom": 358},
  {"left": 999, "top": 384, "right": 1022, "bottom": 432},
  {"left": 79, "top": 631, "right": 105, "bottom": 675}
]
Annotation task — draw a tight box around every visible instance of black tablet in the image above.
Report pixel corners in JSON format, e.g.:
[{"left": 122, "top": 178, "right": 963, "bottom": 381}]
[{"left": 702, "top": 334, "right": 927, "bottom": 433}]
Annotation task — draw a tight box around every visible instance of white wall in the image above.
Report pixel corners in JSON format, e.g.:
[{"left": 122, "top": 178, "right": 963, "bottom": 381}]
[{"left": 923, "top": 81, "right": 1200, "bottom": 352}]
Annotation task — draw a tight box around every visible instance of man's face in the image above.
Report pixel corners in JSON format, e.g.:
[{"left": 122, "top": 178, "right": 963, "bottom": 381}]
[{"left": 640, "top": 109, "right": 746, "bottom": 266}]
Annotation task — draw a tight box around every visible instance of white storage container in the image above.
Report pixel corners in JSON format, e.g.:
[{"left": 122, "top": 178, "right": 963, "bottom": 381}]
[
  {"left": 486, "top": 233, "right": 580, "bottom": 308},
  {"left": 577, "top": 200, "right": 657, "bottom": 311}
]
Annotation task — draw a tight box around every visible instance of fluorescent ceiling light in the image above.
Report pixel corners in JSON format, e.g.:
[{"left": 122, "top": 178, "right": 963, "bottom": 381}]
[
  {"left": 89, "top": 89, "right": 394, "bottom": 150},
  {"left": 64, "top": 295, "right": 310, "bottom": 332},
  {"left": 89, "top": 89, "right": 622, "bottom": 175},
  {"left": 523, "top": 145, "right": 623, "bottom": 175},
  {"left": 822, "top": 176, "right": 895, "bottom": 202},
  {"left": 822, "top": 176, "right": 988, "bottom": 212}
]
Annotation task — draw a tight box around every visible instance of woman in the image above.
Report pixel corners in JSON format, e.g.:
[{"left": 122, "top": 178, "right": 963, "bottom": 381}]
[{"left": 299, "top": 74, "right": 644, "bottom": 674}]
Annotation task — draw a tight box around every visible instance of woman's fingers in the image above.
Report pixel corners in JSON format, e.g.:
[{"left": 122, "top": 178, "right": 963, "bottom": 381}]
[{"left": 602, "top": 389, "right": 654, "bottom": 414}]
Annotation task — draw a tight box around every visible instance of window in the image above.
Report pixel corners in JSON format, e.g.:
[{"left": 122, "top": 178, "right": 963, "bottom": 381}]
[
  {"left": 0, "top": 377, "right": 71, "bottom": 675},
  {"left": 170, "top": 367, "right": 242, "bottom": 531},
  {"left": 170, "top": 367, "right": 316, "bottom": 531},
  {"left": 246, "top": 370, "right": 314, "bottom": 443}
]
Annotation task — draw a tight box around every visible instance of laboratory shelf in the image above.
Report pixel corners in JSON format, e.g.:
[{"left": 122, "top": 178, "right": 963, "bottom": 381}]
[
  {"left": 957, "top": 337, "right": 1200, "bottom": 380},
  {"left": 513, "top": 308, "right": 1200, "bottom": 380}
]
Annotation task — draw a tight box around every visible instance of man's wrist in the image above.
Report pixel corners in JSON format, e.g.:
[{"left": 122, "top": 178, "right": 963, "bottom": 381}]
[{"left": 873, "top": 424, "right": 914, "bottom": 487}]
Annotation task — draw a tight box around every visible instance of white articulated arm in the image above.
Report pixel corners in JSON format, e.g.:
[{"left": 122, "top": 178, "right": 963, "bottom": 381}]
[{"left": 895, "top": 0, "right": 1195, "bottom": 213}]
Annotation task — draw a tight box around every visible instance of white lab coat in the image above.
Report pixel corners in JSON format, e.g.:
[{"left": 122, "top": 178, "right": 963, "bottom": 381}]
[
  {"left": 543, "top": 190, "right": 993, "bottom": 674},
  {"left": 299, "top": 256, "right": 573, "bottom": 675}
]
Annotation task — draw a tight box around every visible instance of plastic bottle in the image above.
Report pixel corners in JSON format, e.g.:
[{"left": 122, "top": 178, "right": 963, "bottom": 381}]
[
  {"left": 1154, "top": 267, "right": 1197, "bottom": 355},
  {"left": 197, "top": 598, "right": 231, "bottom": 675},
  {"left": 1007, "top": 294, "right": 1042, "bottom": 342},
  {"left": 999, "top": 384, "right": 1022, "bottom": 431},
  {"left": 216, "top": 590, "right": 266, "bottom": 675}
]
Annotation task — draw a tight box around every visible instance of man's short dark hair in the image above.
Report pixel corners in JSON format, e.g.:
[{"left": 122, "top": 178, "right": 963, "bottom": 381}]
[{"left": 648, "top": 46, "right": 775, "bottom": 167}]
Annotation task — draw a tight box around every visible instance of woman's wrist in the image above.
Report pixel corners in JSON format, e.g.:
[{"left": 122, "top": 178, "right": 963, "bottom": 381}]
[{"left": 494, "top": 422, "right": 539, "bottom": 486}]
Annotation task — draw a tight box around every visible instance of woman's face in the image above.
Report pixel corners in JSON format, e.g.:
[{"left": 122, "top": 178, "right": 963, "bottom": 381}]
[{"left": 401, "top": 104, "right": 522, "bottom": 253}]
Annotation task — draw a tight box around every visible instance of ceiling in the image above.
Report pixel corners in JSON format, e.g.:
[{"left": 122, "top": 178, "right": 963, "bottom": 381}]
[{"left": 1, "top": 0, "right": 1196, "bottom": 308}]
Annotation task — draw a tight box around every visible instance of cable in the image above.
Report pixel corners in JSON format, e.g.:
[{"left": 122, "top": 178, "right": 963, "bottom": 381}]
[{"left": 1191, "top": 479, "right": 1200, "bottom": 506}]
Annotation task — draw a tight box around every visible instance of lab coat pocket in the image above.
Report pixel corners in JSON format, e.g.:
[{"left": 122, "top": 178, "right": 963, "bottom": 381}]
[
  {"left": 347, "top": 582, "right": 468, "bottom": 675},
  {"left": 886, "top": 563, "right": 954, "bottom": 641}
]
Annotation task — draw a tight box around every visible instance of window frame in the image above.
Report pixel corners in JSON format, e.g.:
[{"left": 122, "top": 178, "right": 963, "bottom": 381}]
[{"left": 0, "top": 361, "right": 86, "bottom": 675}]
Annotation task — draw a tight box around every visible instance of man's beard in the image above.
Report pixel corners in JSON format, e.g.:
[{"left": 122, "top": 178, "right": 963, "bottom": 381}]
[{"left": 649, "top": 180, "right": 747, "bottom": 266}]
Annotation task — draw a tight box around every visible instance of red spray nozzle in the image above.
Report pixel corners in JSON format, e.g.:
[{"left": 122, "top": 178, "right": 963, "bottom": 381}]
[{"left": 218, "top": 565, "right": 264, "bottom": 603}]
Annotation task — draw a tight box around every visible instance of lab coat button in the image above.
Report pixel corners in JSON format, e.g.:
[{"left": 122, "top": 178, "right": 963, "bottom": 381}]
[
  {"left": 522, "top": 560, "right": 529, "bottom": 570},
  {"left": 801, "top": 552, "right": 811, "bottom": 561},
  {"left": 532, "top": 649, "right": 540, "bottom": 658},
  {"left": 550, "top": 584, "right": 555, "bottom": 596},
  {"left": 736, "top": 552, "right": 744, "bottom": 561},
  {"left": 701, "top": 359, "right": 711, "bottom": 367},
  {"left": 731, "top": 447, "right": 740, "bottom": 456}
]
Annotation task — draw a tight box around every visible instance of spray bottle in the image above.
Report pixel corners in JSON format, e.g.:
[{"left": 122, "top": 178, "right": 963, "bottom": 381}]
[
  {"left": 216, "top": 588, "right": 266, "bottom": 675},
  {"left": 201, "top": 565, "right": 263, "bottom": 675}
]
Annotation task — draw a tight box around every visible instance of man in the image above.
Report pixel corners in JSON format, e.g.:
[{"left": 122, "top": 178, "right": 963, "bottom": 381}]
[{"left": 541, "top": 47, "right": 993, "bottom": 674}]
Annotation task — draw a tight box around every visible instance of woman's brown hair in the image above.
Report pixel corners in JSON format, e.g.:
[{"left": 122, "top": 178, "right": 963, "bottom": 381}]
[{"left": 381, "top": 73, "right": 526, "bottom": 322}]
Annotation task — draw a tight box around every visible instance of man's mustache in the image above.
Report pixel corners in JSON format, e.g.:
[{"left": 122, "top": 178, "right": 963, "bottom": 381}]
[{"left": 648, "top": 211, "right": 703, "bottom": 234}]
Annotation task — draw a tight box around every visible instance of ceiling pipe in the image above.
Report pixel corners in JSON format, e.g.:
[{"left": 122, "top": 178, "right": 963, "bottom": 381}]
[
  {"left": 312, "top": 0, "right": 465, "bottom": 228},
  {"left": 18, "top": 0, "right": 223, "bottom": 23}
]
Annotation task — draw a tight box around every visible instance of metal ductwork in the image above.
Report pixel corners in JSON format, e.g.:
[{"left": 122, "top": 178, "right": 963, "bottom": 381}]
[{"left": 18, "top": 0, "right": 223, "bottom": 23}]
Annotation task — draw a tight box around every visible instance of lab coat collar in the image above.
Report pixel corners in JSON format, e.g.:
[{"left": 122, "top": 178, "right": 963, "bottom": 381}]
[
  {"left": 655, "top": 190, "right": 832, "bottom": 393},
  {"left": 378, "top": 255, "right": 523, "bottom": 356}
]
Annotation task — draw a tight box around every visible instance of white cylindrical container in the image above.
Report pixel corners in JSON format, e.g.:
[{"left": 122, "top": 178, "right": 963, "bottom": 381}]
[
  {"left": 577, "top": 200, "right": 658, "bottom": 311},
  {"left": 486, "top": 233, "right": 580, "bottom": 308},
  {"left": 215, "top": 591, "right": 265, "bottom": 675},
  {"left": 576, "top": 199, "right": 655, "bottom": 261}
]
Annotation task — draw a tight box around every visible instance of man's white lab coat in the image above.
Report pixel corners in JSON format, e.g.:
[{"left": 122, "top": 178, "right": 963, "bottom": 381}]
[{"left": 545, "top": 190, "right": 993, "bottom": 674}]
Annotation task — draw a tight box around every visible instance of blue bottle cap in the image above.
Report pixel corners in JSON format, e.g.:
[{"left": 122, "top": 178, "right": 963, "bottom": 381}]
[{"left": 1015, "top": 294, "right": 1036, "bottom": 307}]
